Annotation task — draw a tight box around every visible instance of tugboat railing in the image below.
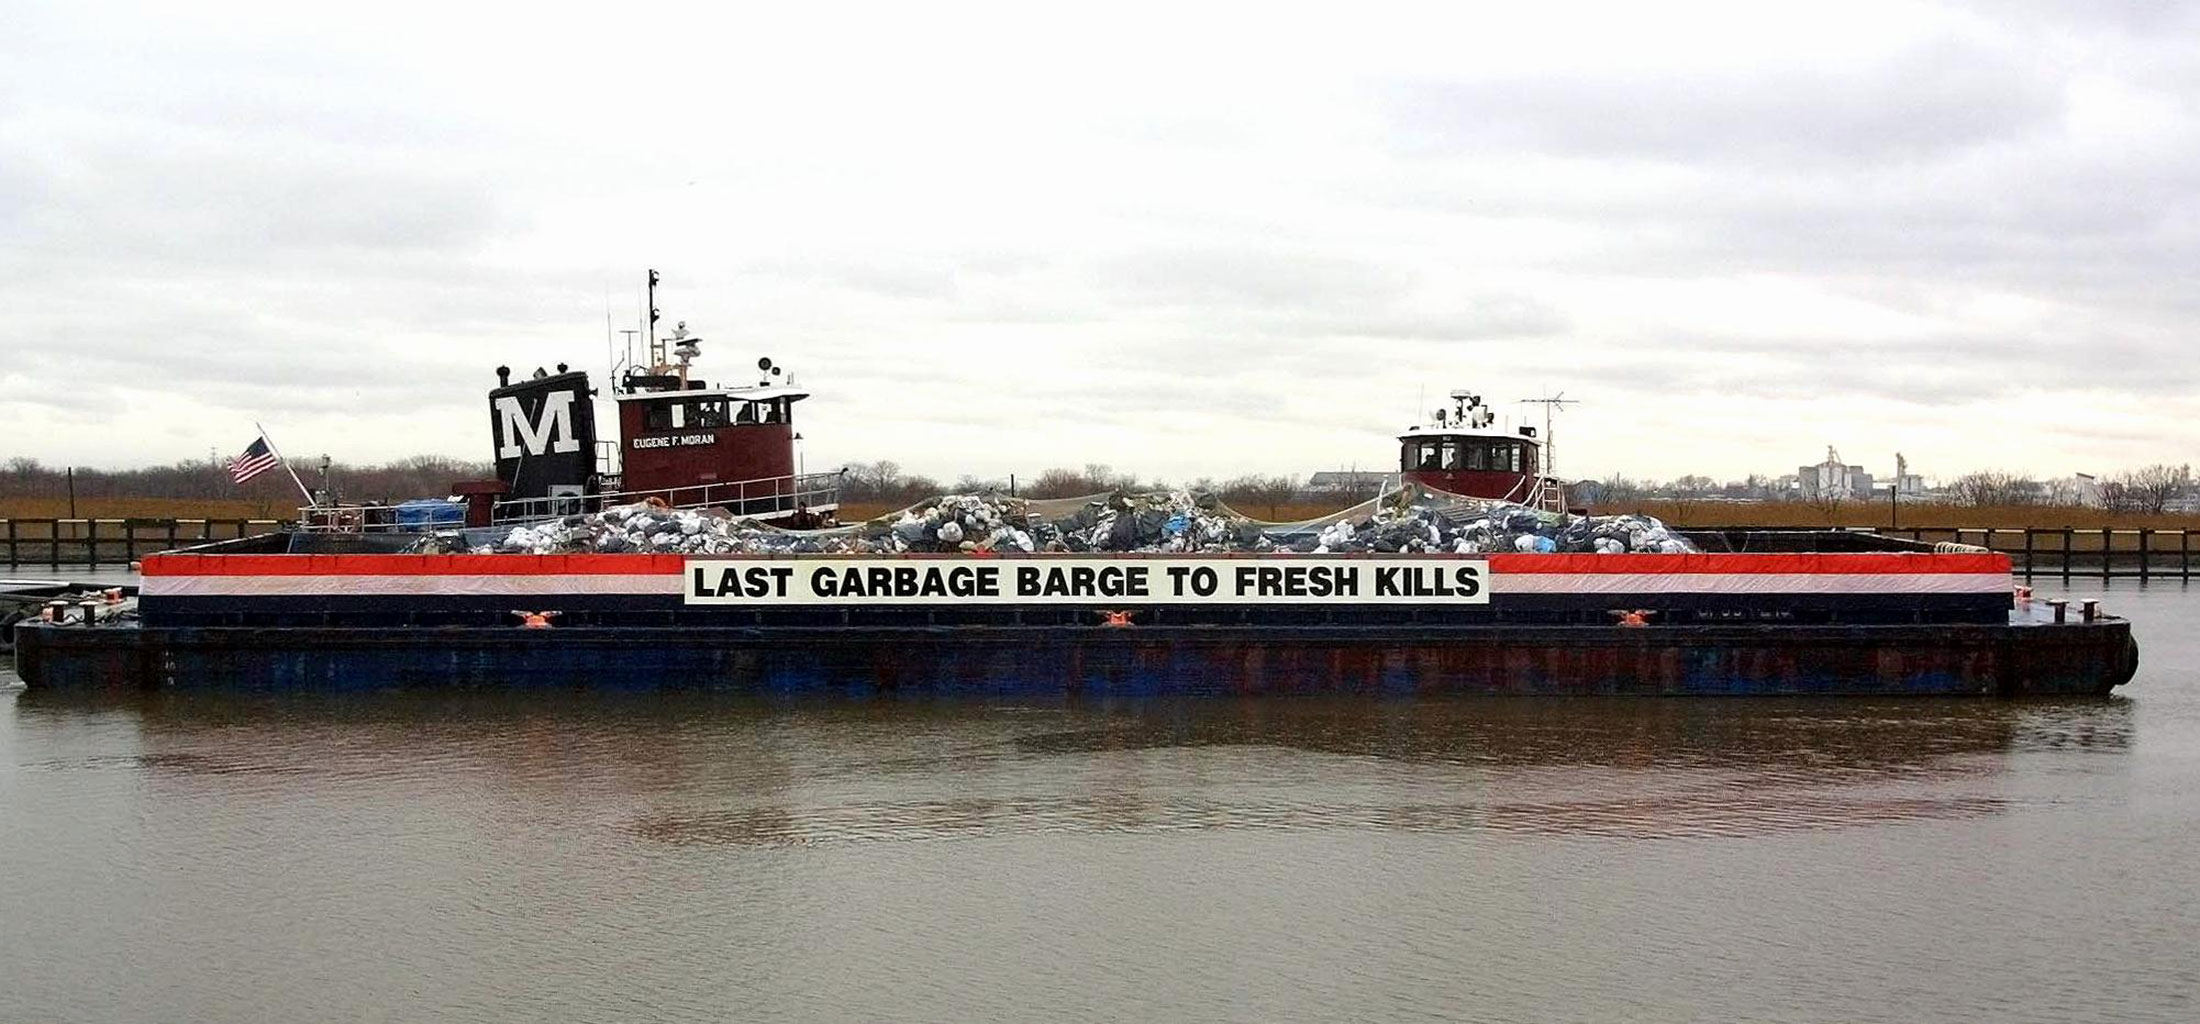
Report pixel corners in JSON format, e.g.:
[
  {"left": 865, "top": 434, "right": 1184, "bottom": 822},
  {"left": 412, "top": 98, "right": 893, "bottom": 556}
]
[
  {"left": 492, "top": 471, "right": 844, "bottom": 524},
  {"left": 295, "top": 470, "right": 844, "bottom": 533}
]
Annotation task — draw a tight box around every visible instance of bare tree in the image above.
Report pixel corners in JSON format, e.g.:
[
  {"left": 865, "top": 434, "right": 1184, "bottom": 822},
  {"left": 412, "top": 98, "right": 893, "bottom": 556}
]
[
  {"left": 1669, "top": 474, "right": 1716, "bottom": 497},
  {"left": 1221, "top": 474, "right": 1300, "bottom": 520},
  {"left": 839, "top": 461, "right": 905, "bottom": 500},
  {"left": 1803, "top": 487, "right": 1847, "bottom": 521},
  {"left": 837, "top": 461, "right": 946, "bottom": 505},
  {"left": 1083, "top": 463, "right": 1144, "bottom": 492},
  {"left": 951, "top": 474, "right": 1006, "bottom": 494},
  {"left": 2109, "top": 464, "right": 2189, "bottom": 515},
  {"left": 900, "top": 474, "right": 941, "bottom": 502},
  {"left": 1026, "top": 467, "right": 1103, "bottom": 498},
  {"left": 1950, "top": 471, "right": 2036, "bottom": 507},
  {"left": 1594, "top": 474, "right": 1643, "bottom": 505}
]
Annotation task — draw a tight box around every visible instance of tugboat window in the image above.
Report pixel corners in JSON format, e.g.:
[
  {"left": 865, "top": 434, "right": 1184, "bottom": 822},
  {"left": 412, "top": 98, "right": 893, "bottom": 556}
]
[
  {"left": 644, "top": 402, "right": 675, "bottom": 431},
  {"left": 689, "top": 398, "right": 729, "bottom": 429},
  {"left": 1439, "top": 439, "right": 1460, "bottom": 470}
]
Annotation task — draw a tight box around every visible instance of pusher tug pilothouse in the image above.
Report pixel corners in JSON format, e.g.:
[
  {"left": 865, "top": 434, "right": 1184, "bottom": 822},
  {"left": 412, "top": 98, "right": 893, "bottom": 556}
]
[
  {"left": 9, "top": 276, "right": 2139, "bottom": 695},
  {"left": 1396, "top": 390, "right": 1568, "bottom": 511},
  {"left": 309, "top": 269, "right": 840, "bottom": 535}
]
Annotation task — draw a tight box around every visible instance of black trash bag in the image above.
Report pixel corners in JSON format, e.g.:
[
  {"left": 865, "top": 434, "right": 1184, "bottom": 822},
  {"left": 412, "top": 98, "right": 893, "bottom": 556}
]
[
  {"left": 1106, "top": 514, "right": 1139, "bottom": 551},
  {"left": 1133, "top": 509, "right": 1170, "bottom": 545}
]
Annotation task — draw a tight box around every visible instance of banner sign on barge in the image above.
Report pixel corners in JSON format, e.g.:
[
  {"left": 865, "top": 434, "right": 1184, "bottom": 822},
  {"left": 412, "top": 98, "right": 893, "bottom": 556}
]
[{"left": 684, "top": 558, "right": 1491, "bottom": 605}]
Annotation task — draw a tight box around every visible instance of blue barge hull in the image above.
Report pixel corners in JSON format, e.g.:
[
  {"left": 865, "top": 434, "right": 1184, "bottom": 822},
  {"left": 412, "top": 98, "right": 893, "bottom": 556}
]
[
  {"left": 13, "top": 620, "right": 2138, "bottom": 696},
  {"left": 11, "top": 544, "right": 2137, "bottom": 695}
]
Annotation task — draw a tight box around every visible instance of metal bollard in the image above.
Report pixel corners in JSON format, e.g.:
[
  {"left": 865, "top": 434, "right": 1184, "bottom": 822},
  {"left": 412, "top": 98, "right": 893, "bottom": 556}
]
[
  {"left": 2081, "top": 599, "right": 2100, "bottom": 623},
  {"left": 2047, "top": 599, "right": 2067, "bottom": 624}
]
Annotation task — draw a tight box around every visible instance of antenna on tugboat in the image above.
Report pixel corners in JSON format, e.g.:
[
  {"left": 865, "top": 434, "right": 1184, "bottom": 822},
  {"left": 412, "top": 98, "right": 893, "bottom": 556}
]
[
  {"left": 617, "top": 330, "right": 639, "bottom": 387},
  {"left": 1518, "top": 392, "right": 1578, "bottom": 480}
]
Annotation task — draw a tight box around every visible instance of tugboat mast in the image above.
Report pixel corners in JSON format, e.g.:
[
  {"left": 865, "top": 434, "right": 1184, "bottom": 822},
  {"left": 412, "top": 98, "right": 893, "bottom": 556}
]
[{"left": 645, "top": 268, "right": 665, "bottom": 374}]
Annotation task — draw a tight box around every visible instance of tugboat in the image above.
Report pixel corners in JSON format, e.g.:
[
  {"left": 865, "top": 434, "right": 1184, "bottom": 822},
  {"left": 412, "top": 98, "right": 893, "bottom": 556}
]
[
  {"left": 1398, "top": 391, "right": 1566, "bottom": 511},
  {"left": 318, "top": 270, "right": 840, "bottom": 534}
]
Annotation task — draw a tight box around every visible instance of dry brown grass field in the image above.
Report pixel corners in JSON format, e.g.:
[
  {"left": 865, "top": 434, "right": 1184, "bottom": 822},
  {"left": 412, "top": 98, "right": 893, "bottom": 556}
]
[
  {"left": 1618, "top": 499, "right": 2200, "bottom": 532},
  {"left": 0, "top": 497, "right": 281, "bottom": 520}
]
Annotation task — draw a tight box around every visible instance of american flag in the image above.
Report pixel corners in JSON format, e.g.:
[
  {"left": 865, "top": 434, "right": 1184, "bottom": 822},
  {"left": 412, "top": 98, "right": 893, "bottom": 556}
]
[{"left": 228, "top": 437, "right": 280, "bottom": 483}]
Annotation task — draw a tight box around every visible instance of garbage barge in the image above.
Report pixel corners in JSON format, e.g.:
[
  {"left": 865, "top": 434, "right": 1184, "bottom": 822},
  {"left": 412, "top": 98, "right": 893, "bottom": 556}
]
[
  {"left": 7, "top": 283, "right": 2135, "bottom": 694},
  {"left": 11, "top": 539, "right": 2137, "bottom": 695}
]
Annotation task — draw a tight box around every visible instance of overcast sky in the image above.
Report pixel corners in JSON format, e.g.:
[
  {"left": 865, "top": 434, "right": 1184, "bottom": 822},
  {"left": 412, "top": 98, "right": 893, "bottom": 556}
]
[{"left": 4, "top": 1, "right": 2196, "bottom": 487}]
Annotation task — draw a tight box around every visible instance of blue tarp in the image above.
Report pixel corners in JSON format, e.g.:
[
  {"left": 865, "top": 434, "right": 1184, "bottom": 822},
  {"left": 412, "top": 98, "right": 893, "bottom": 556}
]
[{"left": 394, "top": 499, "right": 465, "bottom": 529}]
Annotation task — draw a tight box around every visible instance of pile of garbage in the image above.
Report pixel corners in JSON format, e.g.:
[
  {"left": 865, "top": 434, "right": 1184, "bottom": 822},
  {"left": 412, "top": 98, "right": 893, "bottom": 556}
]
[
  {"left": 1301, "top": 502, "right": 1694, "bottom": 555},
  {"left": 474, "top": 491, "right": 1696, "bottom": 557}
]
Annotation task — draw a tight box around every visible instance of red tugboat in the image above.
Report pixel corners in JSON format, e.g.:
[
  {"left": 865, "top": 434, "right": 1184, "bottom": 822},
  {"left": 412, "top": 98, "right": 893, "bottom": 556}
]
[
  {"left": 1398, "top": 391, "right": 1566, "bottom": 510},
  {"left": 391, "top": 271, "right": 840, "bottom": 530}
]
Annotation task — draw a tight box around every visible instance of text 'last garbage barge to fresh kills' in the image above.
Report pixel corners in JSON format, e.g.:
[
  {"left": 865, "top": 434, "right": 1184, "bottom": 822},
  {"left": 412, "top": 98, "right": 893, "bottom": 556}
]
[
  {"left": 687, "top": 558, "right": 1488, "bottom": 604},
  {"left": 479, "top": 489, "right": 1700, "bottom": 557}
]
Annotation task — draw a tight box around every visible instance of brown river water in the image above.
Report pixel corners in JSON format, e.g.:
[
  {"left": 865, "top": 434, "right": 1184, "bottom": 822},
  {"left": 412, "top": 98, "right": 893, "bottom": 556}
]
[{"left": 3, "top": 578, "right": 2196, "bottom": 1023}]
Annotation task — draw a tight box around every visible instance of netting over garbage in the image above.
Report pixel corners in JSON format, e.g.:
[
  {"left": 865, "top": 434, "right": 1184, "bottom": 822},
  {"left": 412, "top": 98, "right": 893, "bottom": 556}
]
[{"left": 466, "top": 489, "right": 1698, "bottom": 557}]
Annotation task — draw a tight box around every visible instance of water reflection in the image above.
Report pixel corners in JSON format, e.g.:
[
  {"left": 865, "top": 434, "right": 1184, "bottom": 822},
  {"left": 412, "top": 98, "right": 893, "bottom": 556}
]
[{"left": 11, "top": 691, "right": 2136, "bottom": 844}]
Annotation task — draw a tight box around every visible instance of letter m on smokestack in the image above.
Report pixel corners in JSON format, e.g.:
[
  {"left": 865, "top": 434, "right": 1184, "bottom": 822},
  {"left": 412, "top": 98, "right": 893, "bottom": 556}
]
[
  {"left": 496, "top": 391, "right": 580, "bottom": 458},
  {"left": 488, "top": 368, "right": 598, "bottom": 503}
]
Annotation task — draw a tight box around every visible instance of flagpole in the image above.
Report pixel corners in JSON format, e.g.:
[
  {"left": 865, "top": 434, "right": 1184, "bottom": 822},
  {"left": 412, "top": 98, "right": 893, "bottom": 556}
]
[{"left": 253, "top": 421, "right": 317, "bottom": 507}]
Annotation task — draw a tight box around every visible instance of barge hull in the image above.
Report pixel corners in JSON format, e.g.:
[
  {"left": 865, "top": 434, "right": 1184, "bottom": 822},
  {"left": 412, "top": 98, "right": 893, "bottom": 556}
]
[{"left": 14, "top": 622, "right": 2136, "bottom": 696}]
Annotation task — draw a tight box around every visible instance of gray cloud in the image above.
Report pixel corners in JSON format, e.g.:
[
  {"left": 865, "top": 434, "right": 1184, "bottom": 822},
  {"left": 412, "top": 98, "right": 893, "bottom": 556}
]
[
  {"left": 4, "top": 4, "right": 2199, "bottom": 482},
  {"left": 1383, "top": 37, "right": 2064, "bottom": 168}
]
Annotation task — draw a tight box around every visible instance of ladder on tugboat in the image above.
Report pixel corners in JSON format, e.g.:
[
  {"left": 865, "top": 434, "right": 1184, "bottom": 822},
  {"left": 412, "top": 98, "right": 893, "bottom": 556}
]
[
  {"left": 1498, "top": 474, "right": 1569, "bottom": 514},
  {"left": 1526, "top": 475, "right": 1569, "bottom": 513}
]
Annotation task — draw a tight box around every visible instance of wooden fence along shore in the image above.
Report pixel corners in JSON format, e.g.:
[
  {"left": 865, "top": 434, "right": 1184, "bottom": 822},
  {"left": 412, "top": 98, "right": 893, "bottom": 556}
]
[
  {"left": 1, "top": 518, "right": 282, "bottom": 569},
  {"left": 1, "top": 516, "right": 2197, "bottom": 579},
  {"left": 1864, "top": 525, "right": 2199, "bottom": 580}
]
